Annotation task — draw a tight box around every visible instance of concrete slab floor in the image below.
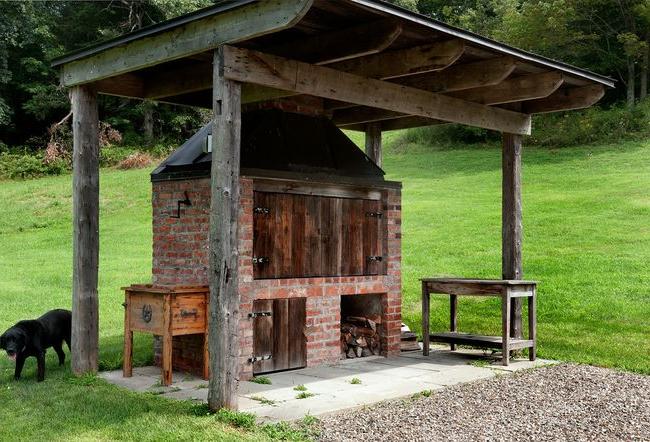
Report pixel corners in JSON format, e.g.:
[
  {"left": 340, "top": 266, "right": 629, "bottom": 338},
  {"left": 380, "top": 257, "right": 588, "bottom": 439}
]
[{"left": 99, "top": 348, "right": 556, "bottom": 423}]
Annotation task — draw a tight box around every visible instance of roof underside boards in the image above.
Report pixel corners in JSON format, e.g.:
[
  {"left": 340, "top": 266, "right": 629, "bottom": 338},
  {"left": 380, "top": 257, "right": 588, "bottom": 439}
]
[
  {"left": 152, "top": 109, "right": 386, "bottom": 181},
  {"left": 53, "top": 0, "right": 614, "bottom": 132}
]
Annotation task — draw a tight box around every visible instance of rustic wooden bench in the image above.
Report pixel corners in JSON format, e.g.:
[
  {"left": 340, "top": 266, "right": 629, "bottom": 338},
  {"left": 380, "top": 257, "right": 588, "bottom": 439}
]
[
  {"left": 421, "top": 278, "right": 536, "bottom": 365},
  {"left": 122, "top": 285, "right": 209, "bottom": 386}
]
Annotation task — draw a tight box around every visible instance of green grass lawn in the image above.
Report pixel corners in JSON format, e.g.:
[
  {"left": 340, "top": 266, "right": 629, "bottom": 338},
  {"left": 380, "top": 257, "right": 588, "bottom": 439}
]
[{"left": 0, "top": 136, "right": 648, "bottom": 439}]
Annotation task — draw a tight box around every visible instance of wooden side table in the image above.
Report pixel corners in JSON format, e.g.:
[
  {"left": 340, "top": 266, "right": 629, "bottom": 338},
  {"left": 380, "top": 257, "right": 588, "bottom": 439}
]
[
  {"left": 122, "top": 285, "right": 209, "bottom": 386},
  {"left": 421, "top": 278, "right": 536, "bottom": 365}
]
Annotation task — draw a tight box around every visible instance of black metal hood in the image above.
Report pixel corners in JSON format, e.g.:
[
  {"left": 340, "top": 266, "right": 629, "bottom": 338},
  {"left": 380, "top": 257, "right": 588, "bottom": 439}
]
[{"left": 151, "top": 110, "right": 385, "bottom": 181}]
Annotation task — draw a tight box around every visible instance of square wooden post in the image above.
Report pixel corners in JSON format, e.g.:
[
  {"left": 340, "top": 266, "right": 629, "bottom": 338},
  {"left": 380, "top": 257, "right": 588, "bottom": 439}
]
[
  {"left": 70, "top": 85, "right": 100, "bottom": 375},
  {"left": 208, "top": 46, "right": 242, "bottom": 411},
  {"left": 365, "top": 122, "right": 382, "bottom": 167},
  {"left": 502, "top": 133, "right": 523, "bottom": 339}
]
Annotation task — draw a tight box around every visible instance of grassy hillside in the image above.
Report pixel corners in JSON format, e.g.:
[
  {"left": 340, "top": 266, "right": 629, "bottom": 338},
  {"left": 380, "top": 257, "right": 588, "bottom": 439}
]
[{"left": 0, "top": 137, "right": 648, "bottom": 439}]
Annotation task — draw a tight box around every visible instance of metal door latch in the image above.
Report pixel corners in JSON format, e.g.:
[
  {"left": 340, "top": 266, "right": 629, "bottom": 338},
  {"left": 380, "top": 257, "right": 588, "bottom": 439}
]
[
  {"left": 254, "top": 207, "right": 271, "bottom": 215},
  {"left": 248, "top": 354, "right": 272, "bottom": 363},
  {"left": 253, "top": 256, "right": 270, "bottom": 265},
  {"left": 367, "top": 256, "right": 383, "bottom": 262},
  {"left": 366, "top": 211, "right": 383, "bottom": 218},
  {"left": 248, "top": 311, "right": 272, "bottom": 318}
]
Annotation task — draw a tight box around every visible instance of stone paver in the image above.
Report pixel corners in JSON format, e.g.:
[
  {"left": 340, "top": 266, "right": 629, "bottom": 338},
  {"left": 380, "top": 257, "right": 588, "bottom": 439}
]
[{"left": 99, "top": 348, "right": 554, "bottom": 422}]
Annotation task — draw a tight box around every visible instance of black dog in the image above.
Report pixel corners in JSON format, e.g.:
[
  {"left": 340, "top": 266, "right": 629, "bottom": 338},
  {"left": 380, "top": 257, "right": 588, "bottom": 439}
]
[{"left": 0, "top": 309, "right": 71, "bottom": 382}]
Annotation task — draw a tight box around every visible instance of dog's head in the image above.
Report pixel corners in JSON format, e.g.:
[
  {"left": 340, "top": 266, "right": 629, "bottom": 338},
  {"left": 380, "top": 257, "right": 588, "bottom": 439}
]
[{"left": 0, "top": 328, "right": 26, "bottom": 362}]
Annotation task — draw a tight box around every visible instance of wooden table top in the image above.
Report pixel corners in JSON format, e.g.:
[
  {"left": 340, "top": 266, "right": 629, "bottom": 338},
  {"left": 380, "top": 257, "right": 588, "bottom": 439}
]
[{"left": 420, "top": 278, "right": 536, "bottom": 286}]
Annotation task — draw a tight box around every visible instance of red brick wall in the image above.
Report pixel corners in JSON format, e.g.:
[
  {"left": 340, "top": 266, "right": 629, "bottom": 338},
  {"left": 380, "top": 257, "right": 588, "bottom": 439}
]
[{"left": 151, "top": 176, "right": 401, "bottom": 380}]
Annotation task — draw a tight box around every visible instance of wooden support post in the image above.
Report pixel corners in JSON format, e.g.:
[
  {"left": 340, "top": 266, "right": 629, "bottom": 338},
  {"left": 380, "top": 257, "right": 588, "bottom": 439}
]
[
  {"left": 70, "top": 85, "right": 99, "bottom": 375},
  {"left": 502, "top": 133, "right": 523, "bottom": 339},
  {"left": 450, "top": 294, "right": 458, "bottom": 351},
  {"left": 208, "top": 47, "right": 242, "bottom": 411},
  {"left": 365, "top": 122, "right": 382, "bottom": 167}
]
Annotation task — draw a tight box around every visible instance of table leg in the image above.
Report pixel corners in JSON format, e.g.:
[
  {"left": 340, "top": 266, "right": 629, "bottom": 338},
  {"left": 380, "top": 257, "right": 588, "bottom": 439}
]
[
  {"left": 123, "top": 292, "right": 132, "bottom": 378},
  {"left": 528, "top": 288, "right": 537, "bottom": 361},
  {"left": 422, "top": 282, "right": 430, "bottom": 356},
  {"left": 450, "top": 294, "right": 458, "bottom": 351},
  {"left": 501, "top": 290, "right": 511, "bottom": 366},
  {"left": 202, "top": 332, "right": 210, "bottom": 380},
  {"left": 162, "top": 294, "right": 173, "bottom": 386}
]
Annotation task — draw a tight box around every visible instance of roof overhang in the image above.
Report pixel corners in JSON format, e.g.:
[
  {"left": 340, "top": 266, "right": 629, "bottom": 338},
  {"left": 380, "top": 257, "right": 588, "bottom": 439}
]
[{"left": 52, "top": 0, "right": 615, "bottom": 133}]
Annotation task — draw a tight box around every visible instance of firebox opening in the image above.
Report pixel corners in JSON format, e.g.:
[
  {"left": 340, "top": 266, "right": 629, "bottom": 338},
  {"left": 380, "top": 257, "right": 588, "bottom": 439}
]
[{"left": 340, "top": 293, "right": 384, "bottom": 360}]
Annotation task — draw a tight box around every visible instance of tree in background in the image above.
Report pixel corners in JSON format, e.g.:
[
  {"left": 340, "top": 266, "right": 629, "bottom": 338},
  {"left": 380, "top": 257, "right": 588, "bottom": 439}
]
[
  {"left": 0, "top": 0, "right": 213, "bottom": 149},
  {"left": 389, "top": 0, "right": 650, "bottom": 106}
]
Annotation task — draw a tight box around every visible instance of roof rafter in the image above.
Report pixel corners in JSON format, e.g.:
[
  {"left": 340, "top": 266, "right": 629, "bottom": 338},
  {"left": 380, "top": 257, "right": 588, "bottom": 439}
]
[
  {"left": 266, "top": 19, "right": 403, "bottom": 65},
  {"left": 522, "top": 85, "right": 605, "bottom": 113},
  {"left": 449, "top": 72, "right": 564, "bottom": 105}
]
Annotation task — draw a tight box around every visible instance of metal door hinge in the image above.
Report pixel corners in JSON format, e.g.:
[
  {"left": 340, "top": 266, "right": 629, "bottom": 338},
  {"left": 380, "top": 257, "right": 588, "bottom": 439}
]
[
  {"left": 366, "top": 211, "right": 383, "bottom": 218},
  {"left": 367, "top": 256, "right": 383, "bottom": 262},
  {"left": 248, "top": 354, "right": 272, "bottom": 363},
  {"left": 253, "top": 256, "right": 270, "bottom": 265},
  {"left": 254, "top": 207, "right": 271, "bottom": 215},
  {"left": 248, "top": 311, "right": 272, "bottom": 318}
]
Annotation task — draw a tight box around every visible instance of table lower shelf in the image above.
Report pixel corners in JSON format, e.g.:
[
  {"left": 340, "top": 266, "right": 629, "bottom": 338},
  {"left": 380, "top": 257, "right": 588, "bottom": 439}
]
[{"left": 429, "top": 332, "right": 534, "bottom": 350}]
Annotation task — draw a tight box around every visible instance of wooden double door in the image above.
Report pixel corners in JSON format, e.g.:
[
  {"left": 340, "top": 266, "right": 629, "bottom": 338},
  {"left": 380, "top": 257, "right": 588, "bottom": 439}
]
[
  {"left": 252, "top": 298, "right": 306, "bottom": 374},
  {"left": 253, "top": 191, "right": 386, "bottom": 279}
]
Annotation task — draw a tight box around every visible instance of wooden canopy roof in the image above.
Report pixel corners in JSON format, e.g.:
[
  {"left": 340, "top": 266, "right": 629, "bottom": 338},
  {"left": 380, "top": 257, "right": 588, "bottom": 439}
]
[{"left": 53, "top": 0, "right": 614, "bottom": 134}]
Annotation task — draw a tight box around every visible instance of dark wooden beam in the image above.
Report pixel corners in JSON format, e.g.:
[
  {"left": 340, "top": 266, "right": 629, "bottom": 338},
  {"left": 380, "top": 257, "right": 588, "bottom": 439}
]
[
  {"left": 365, "top": 122, "right": 382, "bottom": 167},
  {"left": 223, "top": 46, "right": 531, "bottom": 135},
  {"left": 334, "top": 107, "right": 404, "bottom": 126},
  {"left": 328, "top": 39, "right": 464, "bottom": 80},
  {"left": 522, "top": 85, "right": 605, "bottom": 113},
  {"left": 343, "top": 116, "right": 444, "bottom": 132},
  {"left": 95, "top": 73, "right": 144, "bottom": 98},
  {"left": 208, "top": 47, "right": 241, "bottom": 411},
  {"left": 70, "top": 85, "right": 100, "bottom": 375},
  {"left": 502, "top": 133, "right": 523, "bottom": 339},
  {"left": 267, "top": 19, "right": 402, "bottom": 64},
  {"left": 449, "top": 72, "right": 564, "bottom": 105}
]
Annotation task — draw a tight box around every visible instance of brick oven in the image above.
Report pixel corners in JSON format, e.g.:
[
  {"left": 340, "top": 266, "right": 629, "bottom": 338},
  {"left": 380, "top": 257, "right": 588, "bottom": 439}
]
[{"left": 150, "top": 108, "right": 401, "bottom": 380}]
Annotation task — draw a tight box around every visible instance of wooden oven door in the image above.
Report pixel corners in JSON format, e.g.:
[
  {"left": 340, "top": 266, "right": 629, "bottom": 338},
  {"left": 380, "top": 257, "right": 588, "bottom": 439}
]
[
  {"left": 252, "top": 298, "right": 306, "bottom": 374},
  {"left": 253, "top": 191, "right": 386, "bottom": 279}
]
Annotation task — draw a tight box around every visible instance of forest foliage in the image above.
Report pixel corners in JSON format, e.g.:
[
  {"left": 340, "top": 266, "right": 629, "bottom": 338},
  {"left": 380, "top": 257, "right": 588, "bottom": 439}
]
[{"left": 0, "top": 0, "right": 649, "bottom": 178}]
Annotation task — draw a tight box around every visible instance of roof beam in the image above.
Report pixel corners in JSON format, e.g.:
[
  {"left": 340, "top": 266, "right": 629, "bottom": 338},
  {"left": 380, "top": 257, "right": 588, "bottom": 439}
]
[
  {"left": 522, "top": 85, "right": 605, "bottom": 113},
  {"left": 267, "top": 19, "right": 402, "bottom": 65},
  {"left": 327, "top": 39, "right": 465, "bottom": 80},
  {"left": 59, "top": 0, "right": 313, "bottom": 86},
  {"left": 448, "top": 72, "right": 564, "bottom": 105},
  {"left": 222, "top": 46, "right": 531, "bottom": 135}
]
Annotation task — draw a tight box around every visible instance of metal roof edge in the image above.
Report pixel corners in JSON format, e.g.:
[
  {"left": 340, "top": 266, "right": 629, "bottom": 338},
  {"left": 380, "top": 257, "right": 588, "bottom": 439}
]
[{"left": 352, "top": 0, "right": 615, "bottom": 88}]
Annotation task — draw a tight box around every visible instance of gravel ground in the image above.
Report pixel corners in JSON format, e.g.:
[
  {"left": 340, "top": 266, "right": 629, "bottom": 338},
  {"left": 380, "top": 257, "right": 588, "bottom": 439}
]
[{"left": 317, "top": 364, "right": 650, "bottom": 442}]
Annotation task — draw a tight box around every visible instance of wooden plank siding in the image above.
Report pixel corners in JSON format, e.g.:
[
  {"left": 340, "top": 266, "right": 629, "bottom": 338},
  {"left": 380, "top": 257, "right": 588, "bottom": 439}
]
[{"left": 253, "top": 192, "right": 386, "bottom": 279}]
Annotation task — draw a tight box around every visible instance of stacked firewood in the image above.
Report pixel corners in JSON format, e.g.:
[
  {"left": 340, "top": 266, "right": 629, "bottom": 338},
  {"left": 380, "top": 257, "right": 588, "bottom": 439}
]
[{"left": 340, "top": 315, "right": 381, "bottom": 359}]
